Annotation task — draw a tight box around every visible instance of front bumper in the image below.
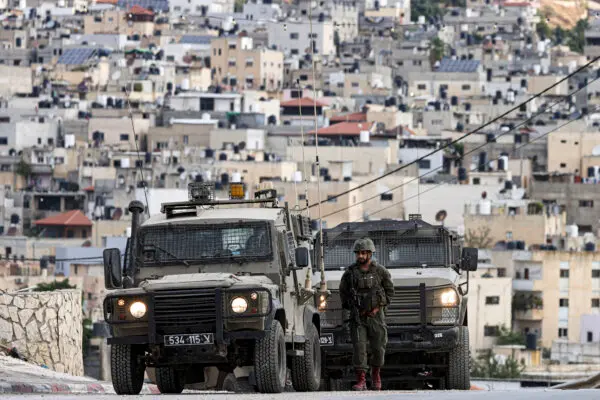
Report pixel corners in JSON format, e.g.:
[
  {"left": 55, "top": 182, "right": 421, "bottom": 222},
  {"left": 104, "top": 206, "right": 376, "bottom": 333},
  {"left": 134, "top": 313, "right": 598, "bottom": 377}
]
[{"left": 319, "top": 325, "right": 460, "bottom": 354}]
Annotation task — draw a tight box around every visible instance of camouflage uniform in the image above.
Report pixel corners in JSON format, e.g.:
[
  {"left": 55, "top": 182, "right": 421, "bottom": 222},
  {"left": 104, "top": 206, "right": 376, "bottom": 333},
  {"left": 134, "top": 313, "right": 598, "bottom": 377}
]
[{"left": 339, "top": 240, "right": 394, "bottom": 373}]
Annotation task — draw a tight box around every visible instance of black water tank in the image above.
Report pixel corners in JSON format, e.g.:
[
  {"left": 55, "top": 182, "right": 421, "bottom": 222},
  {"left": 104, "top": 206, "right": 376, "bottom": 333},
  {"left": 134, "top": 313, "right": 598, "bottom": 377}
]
[
  {"left": 205, "top": 148, "right": 214, "bottom": 158},
  {"left": 526, "top": 333, "right": 537, "bottom": 350},
  {"left": 486, "top": 133, "right": 496, "bottom": 143},
  {"left": 521, "top": 79, "right": 527, "bottom": 88},
  {"left": 219, "top": 153, "right": 227, "bottom": 161},
  {"left": 585, "top": 242, "right": 596, "bottom": 252},
  {"left": 588, "top": 166, "right": 595, "bottom": 177},
  {"left": 145, "top": 152, "right": 151, "bottom": 163},
  {"left": 465, "top": 103, "right": 471, "bottom": 111},
  {"left": 319, "top": 168, "right": 328, "bottom": 177},
  {"left": 507, "top": 241, "right": 516, "bottom": 250},
  {"left": 194, "top": 174, "right": 203, "bottom": 182},
  {"left": 221, "top": 173, "right": 229, "bottom": 184},
  {"left": 478, "top": 152, "right": 487, "bottom": 172},
  {"left": 456, "top": 122, "right": 464, "bottom": 132},
  {"left": 487, "top": 69, "right": 492, "bottom": 82},
  {"left": 458, "top": 167, "right": 467, "bottom": 181},
  {"left": 516, "top": 241, "right": 525, "bottom": 250},
  {"left": 505, "top": 181, "right": 513, "bottom": 190},
  {"left": 451, "top": 96, "right": 458, "bottom": 106}
]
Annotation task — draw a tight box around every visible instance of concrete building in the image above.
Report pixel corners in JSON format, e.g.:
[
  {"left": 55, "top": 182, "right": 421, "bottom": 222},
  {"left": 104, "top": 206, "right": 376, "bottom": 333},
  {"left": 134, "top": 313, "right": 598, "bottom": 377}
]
[
  {"left": 210, "top": 36, "right": 283, "bottom": 91},
  {"left": 408, "top": 58, "right": 485, "bottom": 99},
  {"left": 547, "top": 126, "right": 600, "bottom": 175},
  {"left": 267, "top": 18, "right": 335, "bottom": 57},
  {"left": 167, "top": 92, "right": 243, "bottom": 113},
  {"left": 170, "top": 0, "right": 234, "bottom": 15}
]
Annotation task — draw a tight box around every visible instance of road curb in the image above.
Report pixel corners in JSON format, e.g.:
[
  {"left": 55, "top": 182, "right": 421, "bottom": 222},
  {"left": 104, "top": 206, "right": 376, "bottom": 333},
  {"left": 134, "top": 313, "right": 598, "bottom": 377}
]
[{"left": 0, "top": 381, "right": 161, "bottom": 394}]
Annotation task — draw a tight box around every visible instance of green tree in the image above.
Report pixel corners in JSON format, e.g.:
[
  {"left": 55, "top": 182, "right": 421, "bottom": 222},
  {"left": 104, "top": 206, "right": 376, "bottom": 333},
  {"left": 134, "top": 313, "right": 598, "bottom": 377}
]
[
  {"left": 234, "top": 0, "right": 244, "bottom": 13},
  {"left": 471, "top": 348, "right": 526, "bottom": 379},
  {"left": 495, "top": 324, "right": 526, "bottom": 346},
  {"left": 15, "top": 159, "right": 32, "bottom": 181},
  {"left": 566, "top": 19, "right": 588, "bottom": 54},
  {"left": 536, "top": 17, "right": 552, "bottom": 40},
  {"left": 411, "top": 0, "right": 444, "bottom": 23},
  {"left": 430, "top": 37, "right": 446, "bottom": 65},
  {"left": 333, "top": 30, "right": 340, "bottom": 58}
]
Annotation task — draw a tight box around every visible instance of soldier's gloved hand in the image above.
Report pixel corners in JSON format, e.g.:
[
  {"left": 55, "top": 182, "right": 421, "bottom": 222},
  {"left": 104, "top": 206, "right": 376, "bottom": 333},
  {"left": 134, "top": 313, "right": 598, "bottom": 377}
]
[{"left": 368, "top": 307, "right": 380, "bottom": 317}]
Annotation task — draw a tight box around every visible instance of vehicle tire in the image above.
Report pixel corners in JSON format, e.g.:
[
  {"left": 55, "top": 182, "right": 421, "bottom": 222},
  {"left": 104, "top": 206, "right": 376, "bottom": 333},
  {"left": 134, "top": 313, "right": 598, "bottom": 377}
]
[
  {"left": 290, "top": 323, "right": 321, "bottom": 392},
  {"left": 446, "top": 326, "right": 471, "bottom": 390},
  {"left": 254, "top": 319, "right": 287, "bottom": 393},
  {"left": 110, "top": 344, "right": 145, "bottom": 395},
  {"left": 155, "top": 367, "right": 185, "bottom": 394}
]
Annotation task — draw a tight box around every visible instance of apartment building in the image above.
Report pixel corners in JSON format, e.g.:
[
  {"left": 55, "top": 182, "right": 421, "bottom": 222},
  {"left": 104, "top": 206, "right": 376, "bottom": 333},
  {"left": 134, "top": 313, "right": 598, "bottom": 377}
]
[
  {"left": 267, "top": 18, "right": 335, "bottom": 57},
  {"left": 464, "top": 199, "right": 566, "bottom": 247},
  {"left": 512, "top": 251, "right": 600, "bottom": 348},
  {"left": 210, "top": 36, "right": 283, "bottom": 91},
  {"left": 84, "top": 8, "right": 155, "bottom": 36},
  {"left": 408, "top": 58, "right": 485, "bottom": 99},
  {"left": 547, "top": 126, "right": 600, "bottom": 175}
]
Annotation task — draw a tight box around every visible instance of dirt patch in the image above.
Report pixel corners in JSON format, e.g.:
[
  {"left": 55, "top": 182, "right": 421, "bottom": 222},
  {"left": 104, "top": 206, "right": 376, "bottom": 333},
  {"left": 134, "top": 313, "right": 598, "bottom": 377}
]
[{"left": 540, "top": 0, "right": 588, "bottom": 29}]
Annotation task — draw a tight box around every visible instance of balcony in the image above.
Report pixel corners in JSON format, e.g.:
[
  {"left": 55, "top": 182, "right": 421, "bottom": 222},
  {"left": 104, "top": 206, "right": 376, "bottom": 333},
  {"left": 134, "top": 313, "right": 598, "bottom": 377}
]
[{"left": 514, "top": 308, "right": 544, "bottom": 320}]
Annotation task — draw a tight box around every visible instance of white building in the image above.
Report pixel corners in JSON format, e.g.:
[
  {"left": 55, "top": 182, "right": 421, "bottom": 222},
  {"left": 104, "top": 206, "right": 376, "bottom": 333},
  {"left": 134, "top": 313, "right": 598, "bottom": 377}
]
[
  {"left": 170, "top": 0, "right": 234, "bottom": 16},
  {"left": 0, "top": 118, "right": 60, "bottom": 153},
  {"left": 398, "top": 138, "right": 444, "bottom": 178},
  {"left": 267, "top": 19, "right": 335, "bottom": 57},
  {"left": 168, "top": 92, "right": 243, "bottom": 113}
]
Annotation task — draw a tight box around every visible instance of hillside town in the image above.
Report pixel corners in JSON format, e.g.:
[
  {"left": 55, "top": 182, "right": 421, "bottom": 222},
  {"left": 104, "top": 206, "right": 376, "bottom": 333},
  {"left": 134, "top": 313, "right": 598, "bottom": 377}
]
[{"left": 0, "top": 0, "right": 600, "bottom": 393}]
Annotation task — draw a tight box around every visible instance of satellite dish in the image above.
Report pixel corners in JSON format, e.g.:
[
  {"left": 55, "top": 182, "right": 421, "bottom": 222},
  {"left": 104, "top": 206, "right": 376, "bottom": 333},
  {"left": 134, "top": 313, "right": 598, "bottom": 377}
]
[
  {"left": 435, "top": 210, "right": 447, "bottom": 223},
  {"left": 111, "top": 71, "right": 121, "bottom": 81}
]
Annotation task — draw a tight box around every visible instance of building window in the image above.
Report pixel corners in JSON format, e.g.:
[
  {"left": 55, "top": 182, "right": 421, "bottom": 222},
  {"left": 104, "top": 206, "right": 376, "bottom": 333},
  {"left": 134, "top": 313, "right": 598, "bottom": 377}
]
[
  {"left": 290, "top": 33, "right": 299, "bottom": 39},
  {"left": 298, "top": 194, "right": 306, "bottom": 201},
  {"left": 200, "top": 98, "right": 215, "bottom": 111},
  {"left": 560, "top": 163, "right": 567, "bottom": 168},
  {"left": 473, "top": 177, "right": 481, "bottom": 185},
  {"left": 291, "top": 49, "right": 299, "bottom": 55},
  {"left": 120, "top": 134, "right": 129, "bottom": 141},
  {"left": 327, "top": 195, "right": 337, "bottom": 203},
  {"left": 592, "top": 299, "right": 600, "bottom": 308},
  {"left": 462, "top": 84, "right": 471, "bottom": 90},
  {"left": 579, "top": 200, "right": 594, "bottom": 208},
  {"left": 418, "top": 159, "right": 431, "bottom": 169},
  {"left": 218, "top": 49, "right": 222, "bottom": 56},
  {"left": 417, "top": 84, "right": 426, "bottom": 90},
  {"left": 497, "top": 268, "right": 506, "bottom": 277},
  {"left": 484, "top": 326, "right": 499, "bottom": 336},
  {"left": 485, "top": 296, "right": 500, "bottom": 305},
  {"left": 558, "top": 328, "right": 568, "bottom": 338},
  {"left": 593, "top": 270, "right": 600, "bottom": 278},
  {"left": 588, "top": 331, "right": 594, "bottom": 343},
  {"left": 0, "top": 137, "right": 7, "bottom": 145},
  {"left": 380, "top": 193, "right": 393, "bottom": 201},
  {"left": 246, "top": 59, "right": 254, "bottom": 67},
  {"left": 506, "top": 231, "right": 513, "bottom": 239},
  {"left": 299, "top": 74, "right": 308, "bottom": 81},
  {"left": 559, "top": 298, "right": 569, "bottom": 307},
  {"left": 560, "top": 269, "right": 569, "bottom": 278},
  {"left": 183, "top": 135, "right": 189, "bottom": 145},
  {"left": 228, "top": 60, "right": 236, "bottom": 67},
  {"left": 228, "top": 43, "right": 236, "bottom": 49},
  {"left": 351, "top": 82, "right": 359, "bottom": 87}
]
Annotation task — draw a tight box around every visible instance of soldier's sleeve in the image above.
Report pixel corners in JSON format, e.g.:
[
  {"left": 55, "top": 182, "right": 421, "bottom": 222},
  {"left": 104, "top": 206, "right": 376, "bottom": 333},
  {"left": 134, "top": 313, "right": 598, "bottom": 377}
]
[
  {"left": 338, "top": 270, "right": 351, "bottom": 310},
  {"left": 379, "top": 267, "right": 394, "bottom": 306}
]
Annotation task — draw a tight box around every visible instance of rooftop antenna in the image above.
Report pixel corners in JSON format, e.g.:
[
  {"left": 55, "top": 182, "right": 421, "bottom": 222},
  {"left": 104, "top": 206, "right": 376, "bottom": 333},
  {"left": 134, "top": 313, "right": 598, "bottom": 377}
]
[
  {"left": 296, "top": 79, "right": 310, "bottom": 214},
  {"left": 308, "top": 3, "right": 327, "bottom": 296}
]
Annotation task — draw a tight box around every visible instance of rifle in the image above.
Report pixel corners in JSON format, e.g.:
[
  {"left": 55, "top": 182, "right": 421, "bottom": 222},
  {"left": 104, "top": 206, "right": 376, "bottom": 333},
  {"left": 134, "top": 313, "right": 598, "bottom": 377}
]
[{"left": 344, "top": 269, "right": 362, "bottom": 341}]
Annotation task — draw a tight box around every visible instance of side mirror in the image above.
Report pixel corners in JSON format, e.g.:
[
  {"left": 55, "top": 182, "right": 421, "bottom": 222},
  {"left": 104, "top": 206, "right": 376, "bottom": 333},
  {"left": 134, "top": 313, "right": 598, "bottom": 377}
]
[
  {"left": 104, "top": 248, "right": 123, "bottom": 289},
  {"left": 294, "top": 247, "right": 310, "bottom": 269},
  {"left": 461, "top": 247, "right": 478, "bottom": 271}
]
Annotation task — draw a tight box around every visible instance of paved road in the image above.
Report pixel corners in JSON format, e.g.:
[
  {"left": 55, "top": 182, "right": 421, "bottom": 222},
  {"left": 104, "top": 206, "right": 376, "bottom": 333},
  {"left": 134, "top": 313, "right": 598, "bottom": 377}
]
[{"left": 2, "top": 389, "right": 598, "bottom": 400}]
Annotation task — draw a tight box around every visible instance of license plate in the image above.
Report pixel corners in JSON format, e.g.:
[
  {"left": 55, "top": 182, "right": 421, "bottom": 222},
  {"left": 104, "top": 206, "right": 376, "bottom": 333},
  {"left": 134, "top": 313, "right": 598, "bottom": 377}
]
[
  {"left": 164, "top": 333, "right": 214, "bottom": 347},
  {"left": 320, "top": 334, "right": 334, "bottom": 346}
]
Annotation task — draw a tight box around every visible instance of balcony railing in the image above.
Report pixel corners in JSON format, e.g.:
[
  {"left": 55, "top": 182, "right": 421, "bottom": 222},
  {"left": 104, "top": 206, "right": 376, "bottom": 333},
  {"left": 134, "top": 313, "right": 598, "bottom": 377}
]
[{"left": 514, "top": 308, "right": 544, "bottom": 320}]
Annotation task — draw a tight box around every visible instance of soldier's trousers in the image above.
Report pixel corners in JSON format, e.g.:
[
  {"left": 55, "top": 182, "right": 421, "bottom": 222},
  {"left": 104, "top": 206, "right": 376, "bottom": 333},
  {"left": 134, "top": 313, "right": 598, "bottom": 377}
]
[{"left": 350, "top": 310, "right": 388, "bottom": 371}]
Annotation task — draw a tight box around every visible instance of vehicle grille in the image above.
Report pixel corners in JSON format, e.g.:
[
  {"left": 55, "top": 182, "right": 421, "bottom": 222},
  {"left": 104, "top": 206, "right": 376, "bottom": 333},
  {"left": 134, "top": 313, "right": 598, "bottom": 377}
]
[
  {"left": 152, "top": 289, "right": 217, "bottom": 335},
  {"left": 385, "top": 288, "right": 421, "bottom": 325},
  {"left": 321, "top": 291, "right": 344, "bottom": 328}
]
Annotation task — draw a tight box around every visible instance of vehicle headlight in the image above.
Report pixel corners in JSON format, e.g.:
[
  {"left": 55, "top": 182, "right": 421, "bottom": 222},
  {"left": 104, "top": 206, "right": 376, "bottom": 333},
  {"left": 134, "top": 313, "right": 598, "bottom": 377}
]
[
  {"left": 231, "top": 297, "right": 248, "bottom": 313},
  {"left": 129, "top": 301, "right": 147, "bottom": 319},
  {"left": 318, "top": 294, "right": 327, "bottom": 311},
  {"left": 440, "top": 289, "right": 458, "bottom": 306}
]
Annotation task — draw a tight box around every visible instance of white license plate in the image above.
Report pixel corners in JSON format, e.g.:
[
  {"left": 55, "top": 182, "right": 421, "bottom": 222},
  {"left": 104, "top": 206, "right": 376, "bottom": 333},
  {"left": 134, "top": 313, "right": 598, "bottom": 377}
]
[
  {"left": 320, "top": 334, "right": 334, "bottom": 346},
  {"left": 164, "top": 333, "right": 214, "bottom": 347}
]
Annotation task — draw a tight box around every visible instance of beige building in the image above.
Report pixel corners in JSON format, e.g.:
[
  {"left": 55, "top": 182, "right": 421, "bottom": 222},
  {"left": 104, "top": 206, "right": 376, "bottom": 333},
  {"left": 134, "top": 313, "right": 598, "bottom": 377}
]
[
  {"left": 210, "top": 36, "right": 283, "bottom": 92},
  {"left": 547, "top": 126, "right": 600, "bottom": 175},
  {"left": 84, "top": 8, "right": 155, "bottom": 36},
  {"left": 463, "top": 199, "right": 566, "bottom": 247},
  {"left": 87, "top": 117, "right": 151, "bottom": 149},
  {"left": 512, "top": 251, "right": 600, "bottom": 348},
  {"left": 147, "top": 120, "right": 217, "bottom": 151}
]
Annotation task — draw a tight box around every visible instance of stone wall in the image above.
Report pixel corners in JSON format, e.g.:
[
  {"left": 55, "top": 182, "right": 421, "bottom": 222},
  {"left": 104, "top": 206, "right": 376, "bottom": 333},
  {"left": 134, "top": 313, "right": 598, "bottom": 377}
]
[{"left": 0, "top": 289, "right": 83, "bottom": 376}]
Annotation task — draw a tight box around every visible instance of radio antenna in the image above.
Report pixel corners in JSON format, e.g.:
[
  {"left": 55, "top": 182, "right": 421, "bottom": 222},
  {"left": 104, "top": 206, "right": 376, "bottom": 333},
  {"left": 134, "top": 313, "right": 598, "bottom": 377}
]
[
  {"left": 307, "top": 5, "right": 327, "bottom": 295},
  {"left": 296, "top": 80, "right": 311, "bottom": 215}
]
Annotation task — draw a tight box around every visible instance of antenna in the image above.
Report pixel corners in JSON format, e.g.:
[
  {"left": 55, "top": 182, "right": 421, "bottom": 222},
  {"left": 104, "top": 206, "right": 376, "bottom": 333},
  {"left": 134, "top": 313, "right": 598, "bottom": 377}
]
[
  {"left": 308, "top": 4, "right": 326, "bottom": 295},
  {"left": 296, "top": 79, "right": 310, "bottom": 215},
  {"left": 416, "top": 145, "right": 420, "bottom": 215},
  {"left": 124, "top": 85, "right": 150, "bottom": 217}
]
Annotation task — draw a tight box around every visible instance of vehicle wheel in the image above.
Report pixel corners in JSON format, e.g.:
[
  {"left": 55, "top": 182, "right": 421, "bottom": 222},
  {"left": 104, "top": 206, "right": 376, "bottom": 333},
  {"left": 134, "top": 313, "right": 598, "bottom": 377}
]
[
  {"left": 155, "top": 367, "right": 185, "bottom": 394},
  {"left": 254, "top": 319, "right": 287, "bottom": 393},
  {"left": 110, "top": 344, "right": 145, "bottom": 395},
  {"left": 222, "top": 373, "right": 256, "bottom": 393},
  {"left": 290, "top": 323, "right": 321, "bottom": 391},
  {"left": 446, "top": 326, "right": 471, "bottom": 390}
]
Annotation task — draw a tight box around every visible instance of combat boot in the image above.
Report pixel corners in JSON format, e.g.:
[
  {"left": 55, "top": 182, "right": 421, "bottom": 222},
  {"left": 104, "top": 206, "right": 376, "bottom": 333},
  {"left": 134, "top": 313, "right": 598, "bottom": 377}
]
[
  {"left": 371, "top": 367, "right": 382, "bottom": 390},
  {"left": 352, "top": 370, "right": 367, "bottom": 391}
]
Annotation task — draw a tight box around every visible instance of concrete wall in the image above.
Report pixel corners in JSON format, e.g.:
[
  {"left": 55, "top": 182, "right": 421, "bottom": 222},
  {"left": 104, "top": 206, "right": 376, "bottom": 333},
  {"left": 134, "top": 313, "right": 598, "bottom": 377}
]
[{"left": 0, "top": 289, "right": 83, "bottom": 376}]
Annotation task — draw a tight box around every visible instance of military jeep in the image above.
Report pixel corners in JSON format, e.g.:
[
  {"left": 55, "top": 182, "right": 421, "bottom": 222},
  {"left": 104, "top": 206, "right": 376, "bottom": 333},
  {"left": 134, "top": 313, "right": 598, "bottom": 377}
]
[
  {"left": 314, "top": 216, "right": 477, "bottom": 390},
  {"left": 102, "top": 183, "right": 322, "bottom": 394}
]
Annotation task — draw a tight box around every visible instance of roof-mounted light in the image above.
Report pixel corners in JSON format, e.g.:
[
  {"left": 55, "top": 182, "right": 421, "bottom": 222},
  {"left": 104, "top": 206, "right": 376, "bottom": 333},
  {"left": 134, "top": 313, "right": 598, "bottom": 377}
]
[{"left": 188, "top": 182, "right": 215, "bottom": 202}]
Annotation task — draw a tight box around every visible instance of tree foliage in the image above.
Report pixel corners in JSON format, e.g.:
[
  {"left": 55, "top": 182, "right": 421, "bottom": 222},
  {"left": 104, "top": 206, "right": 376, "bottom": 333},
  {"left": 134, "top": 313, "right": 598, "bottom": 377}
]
[
  {"left": 495, "top": 324, "right": 526, "bottom": 346},
  {"left": 471, "top": 348, "right": 526, "bottom": 379},
  {"left": 34, "top": 279, "right": 77, "bottom": 292},
  {"left": 411, "top": 0, "right": 444, "bottom": 22},
  {"left": 430, "top": 37, "right": 446, "bottom": 65},
  {"left": 464, "top": 226, "right": 493, "bottom": 248},
  {"left": 15, "top": 159, "right": 32, "bottom": 179}
]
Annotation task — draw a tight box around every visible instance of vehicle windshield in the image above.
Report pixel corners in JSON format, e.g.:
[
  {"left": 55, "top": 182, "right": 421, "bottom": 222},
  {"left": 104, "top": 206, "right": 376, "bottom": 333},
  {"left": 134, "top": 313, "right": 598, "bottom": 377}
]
[
  {"left": 322, "top": 231, "right": 453, "bottom": 270},
  {"left": 137, "top": 221, "right": 272, "bottom": 265}
]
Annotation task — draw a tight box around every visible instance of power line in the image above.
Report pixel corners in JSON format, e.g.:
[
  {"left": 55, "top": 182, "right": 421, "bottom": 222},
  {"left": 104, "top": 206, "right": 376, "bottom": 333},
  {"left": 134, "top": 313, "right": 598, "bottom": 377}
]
[
  {"left": 305, "top": 55, "right": 600, "bottom": 210},
  {"left": 320, "top": 73, "right": 600, "bottom": 219},
  {"left": 356, "top": 106, "right": 599, "bottom": 223}
]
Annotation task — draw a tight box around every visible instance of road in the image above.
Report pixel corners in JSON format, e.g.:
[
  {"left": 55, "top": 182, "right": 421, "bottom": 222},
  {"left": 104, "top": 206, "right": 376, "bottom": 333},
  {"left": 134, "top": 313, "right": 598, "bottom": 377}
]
[{"left": 1, "top": 389, "right": 598, "bottom": 400}]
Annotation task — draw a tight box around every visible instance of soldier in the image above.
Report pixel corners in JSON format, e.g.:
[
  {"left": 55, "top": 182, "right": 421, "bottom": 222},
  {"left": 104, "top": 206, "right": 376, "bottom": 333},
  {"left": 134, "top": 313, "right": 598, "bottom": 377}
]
[{"left": 339, "top": 238, "right": 394, "bottom": 391}]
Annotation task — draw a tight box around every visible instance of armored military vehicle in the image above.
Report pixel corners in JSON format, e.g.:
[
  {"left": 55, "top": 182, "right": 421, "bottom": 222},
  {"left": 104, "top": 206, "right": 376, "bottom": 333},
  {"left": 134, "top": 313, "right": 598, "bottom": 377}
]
[
  {"left": 314, "top": 215, "right": 478, "bottom": 390},
  {"left": 102, "top": 183, "right": 323, "bottom": 394}
]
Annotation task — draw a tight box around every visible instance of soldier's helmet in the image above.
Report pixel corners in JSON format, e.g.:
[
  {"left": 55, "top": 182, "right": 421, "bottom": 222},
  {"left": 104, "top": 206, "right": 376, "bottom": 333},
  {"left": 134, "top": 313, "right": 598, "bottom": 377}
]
[{"left": 353, "top": 238, "right": 376, "bottom": 253}]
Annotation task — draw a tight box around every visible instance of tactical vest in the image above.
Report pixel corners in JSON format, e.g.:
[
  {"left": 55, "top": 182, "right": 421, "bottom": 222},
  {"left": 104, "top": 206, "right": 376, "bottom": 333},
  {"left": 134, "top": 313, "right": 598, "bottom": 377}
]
[{"left": 352, "top": 264, "right": 385, "bottom": 312}]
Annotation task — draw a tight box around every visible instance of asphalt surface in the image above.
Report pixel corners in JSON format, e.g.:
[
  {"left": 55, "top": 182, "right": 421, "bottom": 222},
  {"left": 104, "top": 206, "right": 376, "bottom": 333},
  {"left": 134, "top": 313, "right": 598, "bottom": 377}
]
[{"left": 2, "top": 390, "right": 599, "bottom": 399}]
